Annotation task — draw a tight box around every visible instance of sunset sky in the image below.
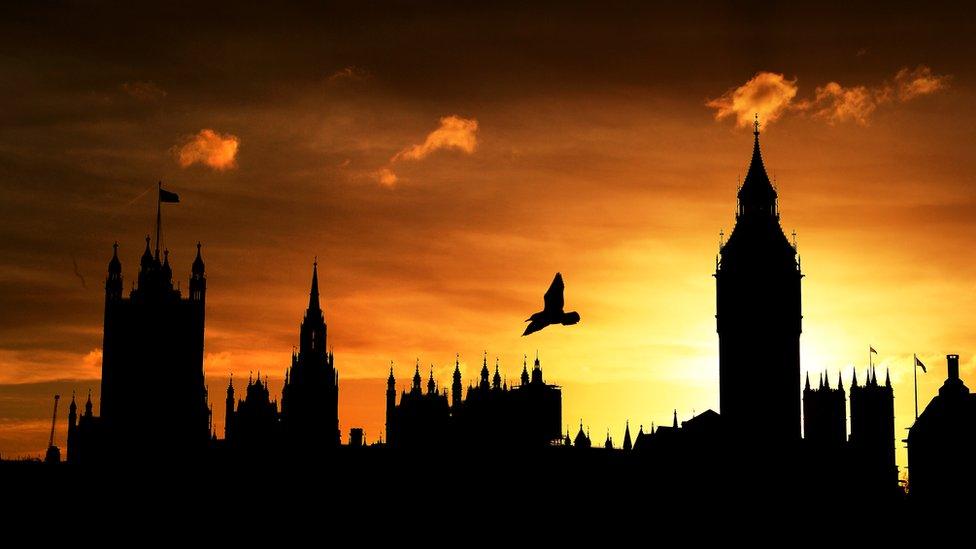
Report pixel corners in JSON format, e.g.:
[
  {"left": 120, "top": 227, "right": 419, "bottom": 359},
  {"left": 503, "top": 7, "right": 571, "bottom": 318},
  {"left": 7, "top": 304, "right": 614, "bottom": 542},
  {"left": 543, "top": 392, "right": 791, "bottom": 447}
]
[{"left": 2, "top": 3, "right": 975, "bottom": 471}]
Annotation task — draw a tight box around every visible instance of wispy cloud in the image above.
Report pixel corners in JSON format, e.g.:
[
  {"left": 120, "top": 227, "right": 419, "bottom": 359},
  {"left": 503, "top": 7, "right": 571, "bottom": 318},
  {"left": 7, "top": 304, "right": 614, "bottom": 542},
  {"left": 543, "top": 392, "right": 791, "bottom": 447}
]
[
  {"left": 173, "top": 129, "right": 240, "bottom": 170},
  {"left": 706, "top": 72, "right": 799, "bottom": 128},
  {"left": 392, "top": 115, "right": 479, "bottom": 162},
  {"left": 802, "top": 82, "right": 879, "bottom": 125},
  {"left": 709, "top": 66, "right": 950, "bottom": 128},
  {"left": 328, "top": 66, "right": 372, "bottom": 84},
  {"left": 120, "top": 80, "right": 167, "bottom": 102}
]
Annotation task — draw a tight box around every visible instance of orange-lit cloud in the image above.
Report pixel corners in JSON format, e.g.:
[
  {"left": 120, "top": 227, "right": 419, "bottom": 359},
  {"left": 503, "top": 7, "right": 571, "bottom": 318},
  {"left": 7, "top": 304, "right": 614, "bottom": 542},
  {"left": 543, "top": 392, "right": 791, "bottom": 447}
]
[
  {"left": 706, "top": 72, "right": 798, "bottom": 128},
  {"left": 714, "top": 66, "right": 951, "bottom": 127},
  {"left": 801, "top": 66, "right": 950, "bottom": 126},
  {"left": 120, "top": 80, "right": 167, "bottom": 102},
  {"left": 173, "top": 129, "right": 240, "bottom": 170},
  {"left": 0, "top": 348, "right": 101, "bottom": 384},
  {"left": 893, "top": 65, "right": 951, "bottom": 101},
  {"left": 804, "top": 82, "right": 878, "bottom": 125},
  {"left": 375, "top": 168, "right": 398, "bottom": 187},
  {"left": 392, "top": 115, "right": 479, "bottom": 161}
]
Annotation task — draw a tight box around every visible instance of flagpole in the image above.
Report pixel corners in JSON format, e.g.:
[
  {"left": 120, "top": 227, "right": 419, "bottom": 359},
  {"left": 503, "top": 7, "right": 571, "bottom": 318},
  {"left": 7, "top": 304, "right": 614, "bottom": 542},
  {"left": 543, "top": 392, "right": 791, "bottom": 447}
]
[
  {"left": 155, "top": 180, "right": 161, "bottom": 256},
  {"left": 914, "top": 353, "right": 919, "bottom": 420}
]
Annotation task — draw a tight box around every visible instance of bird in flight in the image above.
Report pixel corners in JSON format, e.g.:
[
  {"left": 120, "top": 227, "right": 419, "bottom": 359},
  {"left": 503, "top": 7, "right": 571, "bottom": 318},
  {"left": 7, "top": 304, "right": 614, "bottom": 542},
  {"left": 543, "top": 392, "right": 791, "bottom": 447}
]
[{"left": 522, "top": 273, "right": 581, "bottom": 336}]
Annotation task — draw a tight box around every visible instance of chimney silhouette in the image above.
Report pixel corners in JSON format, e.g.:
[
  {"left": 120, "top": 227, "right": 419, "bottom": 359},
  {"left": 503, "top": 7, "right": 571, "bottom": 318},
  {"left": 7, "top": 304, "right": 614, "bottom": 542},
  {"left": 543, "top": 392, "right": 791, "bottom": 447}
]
[{"left": 947, "top": 354, "right": 960, "bottom": 381}]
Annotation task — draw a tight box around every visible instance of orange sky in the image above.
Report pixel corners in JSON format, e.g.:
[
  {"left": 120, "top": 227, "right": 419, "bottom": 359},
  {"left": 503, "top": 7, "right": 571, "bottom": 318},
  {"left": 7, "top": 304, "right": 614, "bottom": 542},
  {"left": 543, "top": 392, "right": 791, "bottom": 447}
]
[{"left": 1, "top": 4, "right": 975, "bottom": 473}]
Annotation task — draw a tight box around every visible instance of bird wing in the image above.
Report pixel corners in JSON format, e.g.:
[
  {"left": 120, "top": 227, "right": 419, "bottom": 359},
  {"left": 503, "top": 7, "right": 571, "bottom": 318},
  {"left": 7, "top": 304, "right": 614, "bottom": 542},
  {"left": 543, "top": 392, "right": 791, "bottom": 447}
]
[
  {"left": 542, "top": 272, "right": 564, "bottom": 313},
  {"left": 522, "top": 319, "right": 548, "bottom": 336}
]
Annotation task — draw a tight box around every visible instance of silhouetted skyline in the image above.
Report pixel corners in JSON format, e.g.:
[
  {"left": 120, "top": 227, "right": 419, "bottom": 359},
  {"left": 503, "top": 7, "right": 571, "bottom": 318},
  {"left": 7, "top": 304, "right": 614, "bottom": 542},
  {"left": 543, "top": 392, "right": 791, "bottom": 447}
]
[{"left": 1, "top": 6, "right": 974, "bottom": 494}]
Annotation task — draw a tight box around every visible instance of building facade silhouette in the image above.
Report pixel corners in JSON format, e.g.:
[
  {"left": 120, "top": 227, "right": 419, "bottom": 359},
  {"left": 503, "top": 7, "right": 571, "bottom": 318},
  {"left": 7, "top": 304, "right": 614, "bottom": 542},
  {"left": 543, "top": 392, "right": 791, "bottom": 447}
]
[
  {"left": 907, "top": 354, "right": 976, "bottom": 500},
  {"left": 715, "top": 123, "right": 803, "bottom": 442},
  {"left": 386, "top": 354, "right": 561, "bottom": 450},
  {"left": 68, "top": 238, "right": 211, "bottom": 462}
]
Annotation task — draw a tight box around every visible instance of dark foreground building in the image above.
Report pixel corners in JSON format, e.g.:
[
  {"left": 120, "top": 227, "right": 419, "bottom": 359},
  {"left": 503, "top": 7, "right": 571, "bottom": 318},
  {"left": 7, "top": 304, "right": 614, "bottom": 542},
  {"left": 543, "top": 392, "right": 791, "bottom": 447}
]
[
  {"left": 907, "top": 354, "right": 976, "bottom": 501},
  {"left": 68, "top": 238, "right": 211, "bottom": 463}
]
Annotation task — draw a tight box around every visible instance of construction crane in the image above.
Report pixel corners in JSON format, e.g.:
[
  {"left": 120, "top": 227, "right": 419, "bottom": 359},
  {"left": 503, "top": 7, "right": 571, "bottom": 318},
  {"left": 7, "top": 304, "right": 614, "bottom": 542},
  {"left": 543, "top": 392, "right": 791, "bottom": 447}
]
[{"left": 44, "top": 394, "right": 60, "bottom": 464}]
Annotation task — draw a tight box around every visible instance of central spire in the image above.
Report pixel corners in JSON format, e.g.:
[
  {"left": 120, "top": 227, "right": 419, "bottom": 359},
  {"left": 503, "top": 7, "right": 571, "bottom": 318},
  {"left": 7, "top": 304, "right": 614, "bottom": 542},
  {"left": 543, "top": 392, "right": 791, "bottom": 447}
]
[{"left": 308, "top": 259, "right": 320, "bottom": 312}]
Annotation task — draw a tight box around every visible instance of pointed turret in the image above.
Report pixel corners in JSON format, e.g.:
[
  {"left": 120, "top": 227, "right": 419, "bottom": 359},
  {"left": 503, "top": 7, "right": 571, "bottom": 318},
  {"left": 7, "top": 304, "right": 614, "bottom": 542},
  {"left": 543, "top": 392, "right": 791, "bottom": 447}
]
[
  {"left": 308, "top": 259, "right": 321, "bottom": 312},
  {"left": 385, "top": 362, "right": 396, "bottom": 445},
  {"left": 885, "top": 368, "right": 891, "bottom": 388},
  {"left": 427, "top": 365, "right": 436, "bottom": 395},
  {"left": 140, "top": 235, "right": 154, "bottom": 270},
  {"left": 105, "top": 242, "right": 123, "bottom": 300},
  {"left": 604, "top": 431, "right": 613, "bottom": 449},
  {"left": 824, "top": 370, "right": 830, "bottom": 390},
  {"left": 108, "top": 241, "right": 122, "bottom": 275},
  {"left": 838, "top": 371, "right": 844, "bottom": 391},
  {"left": 531, "top": 351, "right": 544, "bottom": 384},
  {"left": 805, "top": 371, "right": 811, "bottom": 391},
  {"left": 451, "top": 354, "right": 462, "bottom": 409},
  {"left": 412, "top": 360, "right": 422, "bottom": 393},
  {"left": 736, "top": 115, "right": 778, "bottom": 219},
  {"left": 161, "top": 249, "right": 172, "bottom": 284},
  {"left": 84, "top": 389, "right": 93, "bottom": 417},
  {"left": 623, "top": 420, "right": 632, "bottom": 451},
  {"left": 672, "top": 409, "right": 678, "bottom": 429},
  {"left": 192, "top": 242, "right": 205, "bottom": 275},
  {"left": 480, "top": 352, "right": 490, "bottom": 389},
  {"left": 492, "top": 358, "right": 501, "bottom": 390},
  {"left": 521, "top": 355, "right": 529, "bottom": 386},
  {"left": 852, "top": 367, "right": 858, "bottom": 388},
  {"left": 189, "top": 242, "right": 206, "bottom": 302}
]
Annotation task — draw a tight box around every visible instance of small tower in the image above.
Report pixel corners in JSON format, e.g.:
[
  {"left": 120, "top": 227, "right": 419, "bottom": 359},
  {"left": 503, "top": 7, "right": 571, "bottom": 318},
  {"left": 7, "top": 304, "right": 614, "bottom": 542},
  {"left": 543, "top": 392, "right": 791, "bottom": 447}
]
[
  {"left": 479, "top": 352, "right": 490, "bottom": 390},
  {"left": 386, "top": 364, "right": 396, "bottom": 444},
  {"left": 105, "top": 242, "right": 123, "bottom": 301},
  {"left": 492, "top": 359, "right": 502, "bottom": 390},
  {"left": 451, "top": 355, "right": 462, "bottom": 410},
  {"left": 623, "top": 420, "right": 632, "bottom": 451},
  {"left": 189, "top": 242, "right": 206, "bottom": 302},
  {"left": 412, "top": 360, "right": 422, "bottom": 393},
  {"left": 531, "top": 352, "right": 544, "bottom": 384},
  {"left": 521, "top": 355, "right": 530, "bottom": 386},
  {"left": 66, "top": 392, "right": 79, "bottom": 463},
  {"left": 427, "top": 366, "right": 436, "bottom": 395},
  {"left": 224, "top": 375, "right": 235, "bottom": 440}
]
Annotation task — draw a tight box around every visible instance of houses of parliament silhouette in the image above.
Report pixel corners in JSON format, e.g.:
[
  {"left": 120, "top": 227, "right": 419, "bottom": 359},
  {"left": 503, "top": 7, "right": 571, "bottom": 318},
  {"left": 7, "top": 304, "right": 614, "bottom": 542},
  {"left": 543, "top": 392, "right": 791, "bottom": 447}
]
[{"left": 48, "top": 123, "right": 976, "bottom": 505}]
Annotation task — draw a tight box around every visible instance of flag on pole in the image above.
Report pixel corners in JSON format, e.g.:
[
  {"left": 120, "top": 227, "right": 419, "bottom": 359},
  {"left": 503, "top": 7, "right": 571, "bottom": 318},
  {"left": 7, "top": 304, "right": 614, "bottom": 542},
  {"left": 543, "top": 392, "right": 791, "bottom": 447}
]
[
  {"left": 159, "top": 188, "right": 180, "bottom": 203},
  {"left": 870, "top": 346, "right": 877, "bottom": 355},
  {"left": 915, "top": 355, "right": 927, "bottom": 373}
]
